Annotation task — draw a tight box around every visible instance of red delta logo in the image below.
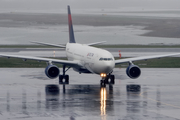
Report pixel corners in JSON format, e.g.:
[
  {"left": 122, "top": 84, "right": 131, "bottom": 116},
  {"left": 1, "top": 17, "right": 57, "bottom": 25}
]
[{"left": 87, "top": 53, "right": 94, "bottom": 57}]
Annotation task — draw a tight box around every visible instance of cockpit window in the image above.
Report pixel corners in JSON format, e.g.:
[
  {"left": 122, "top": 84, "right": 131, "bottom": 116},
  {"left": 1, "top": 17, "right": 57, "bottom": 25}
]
[
  {"left": 99, "top": 58, "right": 113, "bottom": 61},
  {"left": 108, "top": 58, "right": 113, "bottom": 61}
]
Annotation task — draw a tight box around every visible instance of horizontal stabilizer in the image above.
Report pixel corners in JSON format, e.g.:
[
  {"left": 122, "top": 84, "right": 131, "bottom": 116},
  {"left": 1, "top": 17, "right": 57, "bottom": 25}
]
[
  {"left": 86, "top": 41, "right": 106, "bottom": 46},
  {"left": 31, "top": 41, "right": 66, "bottom": 48}
]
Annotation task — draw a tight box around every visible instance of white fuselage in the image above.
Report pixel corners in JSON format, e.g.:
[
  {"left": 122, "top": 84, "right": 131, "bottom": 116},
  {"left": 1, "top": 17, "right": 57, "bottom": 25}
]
[{"left": 66, "top": 42, "right": 115, "bottom": 74}]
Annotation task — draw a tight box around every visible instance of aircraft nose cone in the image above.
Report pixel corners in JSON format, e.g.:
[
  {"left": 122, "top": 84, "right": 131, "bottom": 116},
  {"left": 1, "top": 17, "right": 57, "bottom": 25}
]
[
  {"left": 93, "top": 60, "right": 115, "bottom": 74},
  {"left": 103, "top": 61, "right": 115, "bottom": 73}
]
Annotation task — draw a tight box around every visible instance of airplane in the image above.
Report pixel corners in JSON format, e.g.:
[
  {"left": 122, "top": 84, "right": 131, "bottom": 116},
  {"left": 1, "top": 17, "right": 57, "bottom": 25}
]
[{"left": 0, "top": 5, "right": 180, "bottom": 87}]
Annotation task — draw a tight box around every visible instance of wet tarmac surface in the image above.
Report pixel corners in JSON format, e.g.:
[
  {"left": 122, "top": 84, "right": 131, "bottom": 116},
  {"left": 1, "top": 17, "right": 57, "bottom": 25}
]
[
  {"left": 0, "top": 68, "right": 180, "bottom": 120},
  {"left": 1, "top": 1, "right": 180, "bottom": 119}
]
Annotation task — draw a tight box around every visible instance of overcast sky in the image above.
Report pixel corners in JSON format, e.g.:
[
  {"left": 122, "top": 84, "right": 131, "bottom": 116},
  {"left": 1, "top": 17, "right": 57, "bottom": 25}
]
[{"left": 0, "top": 0, "right": 180, "bottom": 13}]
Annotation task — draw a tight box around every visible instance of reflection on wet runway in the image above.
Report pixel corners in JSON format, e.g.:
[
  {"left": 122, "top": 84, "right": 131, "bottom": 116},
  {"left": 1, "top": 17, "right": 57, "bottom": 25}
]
[
  {"left": 1, "top": 68, "right": 180, "bottom": 119},
  {"left": 45, "top": 85, "right": 116, "bottom": 119},
  {"left": 100, "top": 87, "right": 107, "bottom": 116},
  {"left": 1, "top": 83, "right": 180, "bottom": 120}
]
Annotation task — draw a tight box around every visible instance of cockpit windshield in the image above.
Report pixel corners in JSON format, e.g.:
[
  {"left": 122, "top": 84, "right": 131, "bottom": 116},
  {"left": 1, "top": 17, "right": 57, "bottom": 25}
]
[{"left": 99, "top": 58, "right": 113, "bottom": 61}]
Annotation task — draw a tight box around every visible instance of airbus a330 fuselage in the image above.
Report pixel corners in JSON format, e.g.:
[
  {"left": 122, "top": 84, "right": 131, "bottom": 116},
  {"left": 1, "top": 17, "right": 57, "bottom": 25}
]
[{"left": 66, "top": 42, "right": 115, "bottom": 74}]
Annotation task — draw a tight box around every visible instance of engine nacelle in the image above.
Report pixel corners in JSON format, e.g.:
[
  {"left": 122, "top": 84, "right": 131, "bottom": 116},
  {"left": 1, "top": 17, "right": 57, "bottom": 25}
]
[
  {"left": 45, "top": 65, "right": 60, "bottom": 79},
  {"left": 126, "top": 65, "right": 141, "bottom": 79}
]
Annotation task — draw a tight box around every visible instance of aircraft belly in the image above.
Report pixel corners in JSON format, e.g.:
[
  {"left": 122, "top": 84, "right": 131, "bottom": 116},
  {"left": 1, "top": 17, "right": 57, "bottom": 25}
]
[
  {"left": 84, "top": 63, "right": 97, "bottom": 74},
  {"left": 73, "top": 67, "right": 91, "bottom": 73}
]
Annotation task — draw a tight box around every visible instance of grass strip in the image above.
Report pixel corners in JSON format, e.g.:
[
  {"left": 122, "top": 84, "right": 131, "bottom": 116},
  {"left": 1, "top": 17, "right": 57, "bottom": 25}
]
[{"left": 0, "top": 57, "right": 180, "bottom": 68}]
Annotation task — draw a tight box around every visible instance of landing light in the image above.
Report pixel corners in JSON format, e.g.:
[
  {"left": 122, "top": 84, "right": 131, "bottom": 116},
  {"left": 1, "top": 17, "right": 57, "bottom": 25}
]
[{"left": 100, "top": 73, "right": 107, "bottom": 77}]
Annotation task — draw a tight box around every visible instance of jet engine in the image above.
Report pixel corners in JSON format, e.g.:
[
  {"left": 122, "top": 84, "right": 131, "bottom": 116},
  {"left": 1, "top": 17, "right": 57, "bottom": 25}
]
[
  {"left": 45, "top": 65, "right": 60, "bottom": 79},
  {"left": 126, "top": 64, "right": 141, "bottom": 79}
]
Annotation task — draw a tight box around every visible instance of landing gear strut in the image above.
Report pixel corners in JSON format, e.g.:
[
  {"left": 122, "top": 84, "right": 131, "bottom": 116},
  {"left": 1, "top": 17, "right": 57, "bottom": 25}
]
[
  {"left": 100, "top": 73, "right": 115, "bottom": 87},
  {"left": 59, "top": 65, "right": 70, "bottom": 84}
]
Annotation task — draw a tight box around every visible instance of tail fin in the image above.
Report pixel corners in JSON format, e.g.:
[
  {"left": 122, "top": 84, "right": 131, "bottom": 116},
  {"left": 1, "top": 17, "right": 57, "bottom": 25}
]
[{"left": 68, "top": 5, "right": 76, "bottom": 43}]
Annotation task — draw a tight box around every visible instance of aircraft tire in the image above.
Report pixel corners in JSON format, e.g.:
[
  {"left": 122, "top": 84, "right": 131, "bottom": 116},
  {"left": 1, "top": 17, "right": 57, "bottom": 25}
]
[
  {"left": 59, "top": 75, "right": 63, "bottom": 84},
  {"left": 110, "top": 75, "right": 115, "bottom": 84},
  {"left": 100, "top": 80, "right": 106, "bottom": 87},
  {"left": 104, "top": 77, "right": 109, "bottom": 84},
  {"left": 65, "top": 75, "right": 69, "bottom": 84}
]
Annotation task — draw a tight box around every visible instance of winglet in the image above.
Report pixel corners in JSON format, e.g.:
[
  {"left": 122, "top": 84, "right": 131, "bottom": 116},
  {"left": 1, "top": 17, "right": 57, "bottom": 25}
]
[{"left": 68, "top": 5, "right": 76, "bottom": 43}]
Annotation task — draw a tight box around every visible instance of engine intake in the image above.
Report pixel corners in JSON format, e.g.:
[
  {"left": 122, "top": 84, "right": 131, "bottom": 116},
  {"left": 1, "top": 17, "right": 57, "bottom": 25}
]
[
  {"left": 45, "top": 65, "right": 60, "bottom": 79},
  {"left": 126, "top": 65, "right": 141, "bottom": 79}
]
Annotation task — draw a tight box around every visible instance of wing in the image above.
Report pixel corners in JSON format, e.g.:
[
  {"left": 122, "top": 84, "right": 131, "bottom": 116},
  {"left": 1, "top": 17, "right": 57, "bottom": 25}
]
[
  {"left": 115, "top": 53, "right": 180, "bottom": 65},
  {"left": 0, "top": 54, "right": 80, "bottom": 67},
  {"left": 31, "top": 41, "right": 66, "bottom": 48}
]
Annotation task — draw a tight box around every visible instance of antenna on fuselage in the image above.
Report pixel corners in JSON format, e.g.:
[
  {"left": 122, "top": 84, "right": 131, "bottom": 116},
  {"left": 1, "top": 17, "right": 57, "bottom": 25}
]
[{"left": 68, "top": 5, "right": 76, "bottom": 43}]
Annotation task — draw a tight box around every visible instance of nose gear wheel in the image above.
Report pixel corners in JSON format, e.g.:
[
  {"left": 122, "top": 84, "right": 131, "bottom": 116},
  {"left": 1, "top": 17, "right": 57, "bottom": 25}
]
[{"left": 100, "top": 74, "right": 115, "bottom": 87}]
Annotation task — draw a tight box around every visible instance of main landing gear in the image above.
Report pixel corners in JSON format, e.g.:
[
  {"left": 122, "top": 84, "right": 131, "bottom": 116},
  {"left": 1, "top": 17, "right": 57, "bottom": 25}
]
[
  {"left": 59, "top": 65, "right": 70, "bottom": 84},
  {"left": 100, "top": 73, "right": 115, "bottom": 87}
]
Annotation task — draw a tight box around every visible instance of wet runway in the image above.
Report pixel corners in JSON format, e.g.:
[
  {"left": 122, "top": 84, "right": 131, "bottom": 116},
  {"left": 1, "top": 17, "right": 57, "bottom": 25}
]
[
  {"left": 0, "top": 68, "right": 180, "bottom": 120},
  {"left": 1, "top": 1, "right": 180, "bottom": 119}
]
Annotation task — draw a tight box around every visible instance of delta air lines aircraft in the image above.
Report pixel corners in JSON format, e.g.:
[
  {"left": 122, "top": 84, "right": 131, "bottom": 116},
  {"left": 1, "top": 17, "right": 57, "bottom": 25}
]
[{"left": 0, "top": 6, "right": 180, "bottom": 86}]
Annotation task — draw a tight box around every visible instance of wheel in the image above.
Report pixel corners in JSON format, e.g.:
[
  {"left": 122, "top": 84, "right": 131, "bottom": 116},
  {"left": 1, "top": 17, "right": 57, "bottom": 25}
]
[
  {"left": 103, "top": 75, "right": 110, "bottom": 84},
  {"left": 65, "top": 75, "right": 69, "bottom": 84},
  {"left": 104, "top": 77, "right": 109, "bottom": 84},
  {"left": 59, "top": 75, "right": 63, "bottom": 84},
  {"left": 100, "top": 80, "right": 106, "bottom": 87},
  {"left": 110, "top": 75, "right": 115, "bottom": 84},
  {"left": 100, "top": 80, "right": 103, "bottom": 86}
]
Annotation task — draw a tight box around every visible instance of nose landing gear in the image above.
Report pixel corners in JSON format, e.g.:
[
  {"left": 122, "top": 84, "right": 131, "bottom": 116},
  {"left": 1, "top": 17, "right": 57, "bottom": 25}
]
[{"left": 100, "top": 73, "right": 115, "bottom": 87}]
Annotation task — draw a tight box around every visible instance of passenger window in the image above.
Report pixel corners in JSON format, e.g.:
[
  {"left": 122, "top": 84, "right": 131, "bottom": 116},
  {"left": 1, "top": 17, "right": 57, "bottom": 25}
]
[
  {"left": 104, "top": 58, "right": 107, "bottom": 61},
  {"left": 99, "top": 58, "right": 103, "bottom": 61}
]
